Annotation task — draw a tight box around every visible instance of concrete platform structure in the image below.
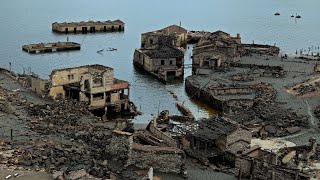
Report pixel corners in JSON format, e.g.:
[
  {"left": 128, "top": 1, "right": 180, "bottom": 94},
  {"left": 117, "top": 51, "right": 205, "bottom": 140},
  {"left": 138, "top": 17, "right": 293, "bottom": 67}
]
[
  {"left": 22, "top": 42, "right": 80, "bottom": 54},
  {"left": 52, "top": 19, "right": 124, "bottom": 33}
]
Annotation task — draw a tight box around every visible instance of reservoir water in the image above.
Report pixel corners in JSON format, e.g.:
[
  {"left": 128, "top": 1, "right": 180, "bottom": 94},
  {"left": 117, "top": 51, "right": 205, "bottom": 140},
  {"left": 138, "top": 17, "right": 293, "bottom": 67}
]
[{"left": 1, "top": 0, "right": 320, "bottom": 126}]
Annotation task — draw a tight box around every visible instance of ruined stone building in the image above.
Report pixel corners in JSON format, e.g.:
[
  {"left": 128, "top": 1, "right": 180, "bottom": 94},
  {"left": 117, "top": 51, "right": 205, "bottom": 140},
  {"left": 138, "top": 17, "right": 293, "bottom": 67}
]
[
  {"left": 235, "top": 137, "right": 320, "bottom": 180},
  {"left": 52, "top": 20, "right": 124, "bottom": 33},
  {"left": 141, "top": 24, "right": 188, "bottom": 48},
  {"left": 49, "top": 65, "right": 133, "bottom": 114},
  {"left": 133, "top": 43, "right": 184, "bottom": 82},
  {"left": 107, "top": 130, "right": 187, "bottom": 176},
  {"left": 179, "top": 117, "right": 251, "bottom": 161},
  {"left": 192, "top": 30, "right": 241, "bottom": 74}
]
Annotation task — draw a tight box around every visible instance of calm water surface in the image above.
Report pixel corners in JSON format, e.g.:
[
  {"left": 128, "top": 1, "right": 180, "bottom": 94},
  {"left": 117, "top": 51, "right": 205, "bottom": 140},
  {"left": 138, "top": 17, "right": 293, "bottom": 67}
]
[{"left": 1, "top": 0, "right": 319, "bottom": 126}]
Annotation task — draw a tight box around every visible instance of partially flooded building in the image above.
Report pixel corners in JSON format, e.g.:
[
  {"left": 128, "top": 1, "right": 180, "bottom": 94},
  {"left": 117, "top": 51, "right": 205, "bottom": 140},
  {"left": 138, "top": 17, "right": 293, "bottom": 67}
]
[
  {"left": 52, "top": 20, "right": 125, "bottom": 33},
  {"left": 133, "top": 43, "right": 184, "bottom": 82},
  {"left": 22, "top": 42, "right": 80, "bottom": 54},
  {"left": 141, "top": 25, "right": 188, "bottom": 48},
  {"left": 49, "top": 64, "right": 133, "bottom": 114}
]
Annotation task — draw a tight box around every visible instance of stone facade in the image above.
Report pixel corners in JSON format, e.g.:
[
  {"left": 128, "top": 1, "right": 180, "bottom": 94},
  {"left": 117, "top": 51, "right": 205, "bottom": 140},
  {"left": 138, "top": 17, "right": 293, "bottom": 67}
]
[
  {"left": 106, "top": 131, "right": 187, "bottom": 175},
  {"left": 49, "top": 64, "right": 131, "bottom": 114},
  {"left": 30, "top": 76, "right": 48, "bottom": 95},
  {"left": 226, "top": 128, "right": 252, "bottom": 154},
  {"left": 192, "top": 31, "right": 241, "bottom": 75},
  {"left": 141, "top": 25, "right": 187, "bottom": 48},
  {"left": 129, "top": 143, "right": 186, "bottom": 174},
  {"left": 106, "top": 130, "right": 133, "bottom": 162},
  {"left": 52, "top": 20, "right": 124, "bottom": 33},
  {"left": 133, "top": 43, "right": 184, "bottom": 82}
]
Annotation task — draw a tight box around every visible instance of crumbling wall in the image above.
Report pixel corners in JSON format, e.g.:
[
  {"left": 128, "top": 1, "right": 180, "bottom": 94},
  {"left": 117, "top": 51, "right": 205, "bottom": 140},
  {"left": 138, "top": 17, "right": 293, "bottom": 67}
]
[
  {"left": 235, "top": 156, "right": 312, "bottom": 180},
  {"left": 227, "top": 128, "right": 251, "bottom": 154},
  {"left": 230, "top": 62, "right": 284, "bottom": 77},
  {"left": 148, "top": 120, "right": 177, "bottom": 147},
  {"left": 224, "top": 99, "right": 254, "bottom": 113},
  {"left": 185, "top": 78, "right": 224, "bottom": 110},
  {"left": 129, "top": 143, "right": 186, "bottom": 174},
  {"left": 210, "top": 86, "right": 254, "bottom": 96},
  {"left": 31, "top": 76, "right": 48, "bottom": 95},
  {"left": 105, "top": 132, "right": 133, "bottom": 163}
]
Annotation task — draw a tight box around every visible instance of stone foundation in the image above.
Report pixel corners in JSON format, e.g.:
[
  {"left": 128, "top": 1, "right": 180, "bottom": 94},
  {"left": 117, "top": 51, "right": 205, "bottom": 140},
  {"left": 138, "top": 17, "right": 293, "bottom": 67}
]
[{"left": 128, "top": 143, "right": 186, "bottom": 174}]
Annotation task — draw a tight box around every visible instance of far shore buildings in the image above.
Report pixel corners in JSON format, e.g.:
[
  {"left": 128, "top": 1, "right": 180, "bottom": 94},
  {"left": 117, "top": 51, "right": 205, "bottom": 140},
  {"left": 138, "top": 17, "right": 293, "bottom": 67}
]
[
  {"left": 28, "top": 64, "right": 135, "bottom": 115},
  {"left": 22, "top": 41, "right": 80, "bottom": 54},
  {"left": 134, "top": 24, "right": 187, "bottom": 83},
  {"left": 52, "top": 19, "right": 125, "bottom": 33}
]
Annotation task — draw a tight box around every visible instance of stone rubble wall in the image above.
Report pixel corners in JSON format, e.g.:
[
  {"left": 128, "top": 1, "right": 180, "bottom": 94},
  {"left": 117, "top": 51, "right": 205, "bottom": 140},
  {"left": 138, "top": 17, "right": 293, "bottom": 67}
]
[
  {"left": 149, "top": 120, "right": 177, "bottom": 147},
  {"left": 235, "top": 156, "right": 312, "bottom": 180},
  {"left": 128, "top": 143, "right": 186, "bottom": 174},
  {"left": 185, "top": 78, "right": 224, "bottom": 111}
]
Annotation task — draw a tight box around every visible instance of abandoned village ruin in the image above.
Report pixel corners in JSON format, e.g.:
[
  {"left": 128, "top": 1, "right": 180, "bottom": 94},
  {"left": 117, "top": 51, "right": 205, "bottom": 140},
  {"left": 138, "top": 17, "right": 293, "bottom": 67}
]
[{"left": 1, "top": 11, "right": 320, "bottom": 180}]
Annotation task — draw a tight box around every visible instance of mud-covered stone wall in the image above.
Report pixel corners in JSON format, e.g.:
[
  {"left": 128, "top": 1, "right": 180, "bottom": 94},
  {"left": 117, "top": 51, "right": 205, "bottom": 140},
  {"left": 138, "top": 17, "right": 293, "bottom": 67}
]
[
  {"left": 235, "top": 156, "right": 312, "bottom": 180},
  {"left": 128, "top": 144, "right": 186, "bottom": 174},
  {"left": 185, "top": 77, "right": 224, "bottom": 111}
]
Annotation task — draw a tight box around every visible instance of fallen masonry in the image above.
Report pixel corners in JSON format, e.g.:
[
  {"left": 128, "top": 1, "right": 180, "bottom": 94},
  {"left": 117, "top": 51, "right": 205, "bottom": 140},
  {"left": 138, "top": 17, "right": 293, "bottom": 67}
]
[
  {"left": 235, "top": 137, "right": 320, "bottom": 179},
  {"left": 0, "top": 69, "right": 191, "bottom": 179}
]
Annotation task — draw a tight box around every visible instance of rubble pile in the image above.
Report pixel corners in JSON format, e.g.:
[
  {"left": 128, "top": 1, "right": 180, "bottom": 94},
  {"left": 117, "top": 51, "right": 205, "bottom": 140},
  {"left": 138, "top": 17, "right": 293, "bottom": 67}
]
[
  {"left": 315, "top": 105, "right": 320, "bottom": 119},
  {"left": 26, "top": 99, "right": 94, "bottom": 135},
  {"left": 0, "top": 139, "right": 132, "bottom": 179},
  {"left": 293, "top": 81, "right": 320, "bottom": 96},
  {"left": 0, "top": 89, "right": 137, "bottom": 179},
  {"left": 227, "top": 84, "right": 308, "bottom": 137}
]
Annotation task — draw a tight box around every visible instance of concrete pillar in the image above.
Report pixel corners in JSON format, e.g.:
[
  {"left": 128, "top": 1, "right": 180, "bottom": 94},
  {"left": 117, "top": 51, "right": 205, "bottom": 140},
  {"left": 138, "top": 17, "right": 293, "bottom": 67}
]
[
  {"left": 127, "top": 88, "right": 130, "bottom": 99},
  {"left": 271, "top": 167, "right": 275, "bottom": 180}
]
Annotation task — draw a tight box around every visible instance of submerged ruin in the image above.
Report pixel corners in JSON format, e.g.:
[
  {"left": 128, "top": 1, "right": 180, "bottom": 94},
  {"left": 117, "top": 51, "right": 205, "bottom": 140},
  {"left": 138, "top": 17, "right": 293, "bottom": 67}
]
[
  {"left": 52, "top": 19, "right": 125, "bottom": 33},
  {"left": 22, "top": 41, "right": 80, "bottom": 54},
  {"left": 133, "top": 24, "right": 187, "bottom": 83}
]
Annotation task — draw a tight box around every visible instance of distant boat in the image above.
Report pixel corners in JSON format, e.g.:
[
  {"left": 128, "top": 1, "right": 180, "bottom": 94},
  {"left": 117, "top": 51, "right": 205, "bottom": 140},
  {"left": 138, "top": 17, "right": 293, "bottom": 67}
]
[
  {"left": 274, "top": 12, "right": 280, "bottom": 16},
  {"left": 97, "top": 49, "right": 104, "bottom": 53},
  {"left": 296, "top": 15, "right": 301, "bottom": 18},
  {"left": 291, "top": 15, "right": 294, "bottom": 17}
]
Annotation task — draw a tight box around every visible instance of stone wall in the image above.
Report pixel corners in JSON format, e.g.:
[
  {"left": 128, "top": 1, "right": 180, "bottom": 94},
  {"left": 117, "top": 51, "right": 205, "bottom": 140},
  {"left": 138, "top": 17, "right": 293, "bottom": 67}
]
[
  {"left": 227, "top": 128, "right": 252, "bottom": 154},
  {"left": 211, "top": 86, "right": 254, "bottom": 96},
  {"left": 224, "top": 99, "right": 254, "bottom": 113},
  {"left": 105, "top": 131, "right": 133, "bottom": 162},
  {"left": 128, "top": 143, "right": 186, "bottom": 174},
  {"left": 31, "top": 76, "right": 48, "bottom": 95},
  {"left": 52, "top": 22, "right": 124, "bottom": 33},
  {"left": 230, "top": 63, "right": 285, "bottom": 77},
  {"left": 148, "top": 120, "right": 177, "bottom": 147},
  {"left": 235, "top": 156, "right": 312, "bottom": 180},
  {"left": 185, "top": 77, "right": 255, "bottom": 112},
  {"left": 185, "top": 77, "right": 224, "bottom": 111}
]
